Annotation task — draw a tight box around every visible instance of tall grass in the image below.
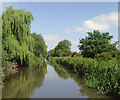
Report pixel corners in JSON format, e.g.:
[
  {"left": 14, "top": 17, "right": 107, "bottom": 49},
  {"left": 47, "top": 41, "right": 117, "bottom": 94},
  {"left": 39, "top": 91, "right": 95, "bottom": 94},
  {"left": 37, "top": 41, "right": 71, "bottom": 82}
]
[{"left": 50, "top": 57, "right": 120, "bottom": 96}]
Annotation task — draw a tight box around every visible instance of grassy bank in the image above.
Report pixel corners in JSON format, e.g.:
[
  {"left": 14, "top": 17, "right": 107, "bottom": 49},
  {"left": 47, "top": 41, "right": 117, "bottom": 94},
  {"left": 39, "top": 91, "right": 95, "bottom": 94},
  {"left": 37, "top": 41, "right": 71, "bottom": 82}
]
[{"left": 50, "top": 57, "right": 120, "bottom": 96}]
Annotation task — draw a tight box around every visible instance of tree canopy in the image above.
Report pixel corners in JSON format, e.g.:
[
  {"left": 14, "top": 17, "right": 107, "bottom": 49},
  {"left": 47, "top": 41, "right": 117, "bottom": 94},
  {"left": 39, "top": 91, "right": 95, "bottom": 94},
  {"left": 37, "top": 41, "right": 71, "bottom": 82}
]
[
  {"left": 78, "top": 30, "right": 113, "bottom": 58},
  {"left": 48, "top": 40, "right": 72, "bottom": 57},
  {"left": 2, "top": 6, "right": 47, "bottom": 67},
  {"left": 31, "top": 32, "right": 47, "bottom": 59}
]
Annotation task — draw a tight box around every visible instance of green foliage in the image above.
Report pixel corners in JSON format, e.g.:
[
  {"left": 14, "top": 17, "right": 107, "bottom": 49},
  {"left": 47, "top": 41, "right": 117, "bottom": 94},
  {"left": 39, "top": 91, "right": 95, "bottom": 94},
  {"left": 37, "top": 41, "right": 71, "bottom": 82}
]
[
  {"left": 102, "top": 43, "right": 118, "bottom": 52},
  {"left": 54, "top": 40, "right": 72, "bottom": 57},
  {"left": 51, "top": 57, "right": 120, "bottom": 95},
  {"left": 47, "top": 40, "right": 72, "bottom": 58},
  {"left": 31, "top": 32, "right": 47, "bottom": 59},
  {"left": 78, "top": 30, "right": 113, "bottom": 58},
  {"left": 2, "top": 6, "right": 47, "bottom": 72},
  {"left": 94, "top": 43, "right": 120, "bottom": 60},
  {"left": 95, "top": 52, "right": 113, "bottom": 61}
]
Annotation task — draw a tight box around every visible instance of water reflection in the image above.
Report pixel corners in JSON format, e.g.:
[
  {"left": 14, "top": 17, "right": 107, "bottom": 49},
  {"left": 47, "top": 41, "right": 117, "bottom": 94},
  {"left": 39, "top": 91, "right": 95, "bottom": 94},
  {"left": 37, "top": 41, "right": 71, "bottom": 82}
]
[
  {"left": 50, "top": 63, "right": 69, "bottom": 79},
  {"left": 2, "top": 62, "right": 47, "bottom": 98},
  {"left": 49, "top": 62, "right": 114, "bottom": 98},
  {"left": 2, "top": 61, "right": 116, "bottom": 99}
]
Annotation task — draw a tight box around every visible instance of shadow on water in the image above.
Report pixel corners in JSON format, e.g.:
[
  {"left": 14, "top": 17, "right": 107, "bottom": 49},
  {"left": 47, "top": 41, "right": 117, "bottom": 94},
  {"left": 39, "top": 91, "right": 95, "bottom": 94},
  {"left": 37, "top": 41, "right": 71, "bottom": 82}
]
[
  {"left": 2, "top": 62, "right": 47, "bottom": 98},
  {"left": 49, "top": 61, "right": 118, "bottom": 99}
]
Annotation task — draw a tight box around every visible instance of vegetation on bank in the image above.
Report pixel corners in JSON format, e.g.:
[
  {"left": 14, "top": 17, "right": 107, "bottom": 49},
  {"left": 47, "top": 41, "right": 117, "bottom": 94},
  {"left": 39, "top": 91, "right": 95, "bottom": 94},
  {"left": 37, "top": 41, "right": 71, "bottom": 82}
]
[
  {"left": 49, "top": 61, "right": 114, "bottom": 98},
  {"left": 50, "top": 57, "right": 120, "bottom": 95},
  {"left": 48, "top": 30, "right": 120, "bottom": 96},
  {"left": 1, "top": 6, "right": 47, "bottom": 82}
]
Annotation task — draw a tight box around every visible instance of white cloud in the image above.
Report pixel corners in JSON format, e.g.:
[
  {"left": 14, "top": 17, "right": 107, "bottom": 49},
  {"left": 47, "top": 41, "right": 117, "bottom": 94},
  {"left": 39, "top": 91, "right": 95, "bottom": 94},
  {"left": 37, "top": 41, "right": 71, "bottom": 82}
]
[
  {"left": 43, "top": 33, "right": 61, "bottom": 51},
  {"left": 66, "top": 12, "right": 118, "bottom": 34},
  {"left": 71, "top": 41, "right": 79, "bottom": 52},
  {"left": 83, "top": 20, "right": 110, "bottom": 31},
  {"left": 72, "top": 41, "right": 78, "bottom": 46},
  {"left": 43, "top": 34, "right": 60, "bottom": 43}
]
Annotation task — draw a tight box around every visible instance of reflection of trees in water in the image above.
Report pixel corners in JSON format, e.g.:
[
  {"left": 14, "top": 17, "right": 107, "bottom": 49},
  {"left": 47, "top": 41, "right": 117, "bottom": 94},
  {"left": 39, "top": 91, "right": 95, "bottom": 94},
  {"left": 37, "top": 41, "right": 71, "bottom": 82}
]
[
  {"left": 68, "top": 71, "right": 113, "bottom": 98},
  {"left": 49, "top": 63, "right": 69, "bottom": 79},
  {"left": 2, "top": 62, "right": 47, "bottom": 98},
  {"left": 50, "top": 62, "right": 112, "bottom": 98}
]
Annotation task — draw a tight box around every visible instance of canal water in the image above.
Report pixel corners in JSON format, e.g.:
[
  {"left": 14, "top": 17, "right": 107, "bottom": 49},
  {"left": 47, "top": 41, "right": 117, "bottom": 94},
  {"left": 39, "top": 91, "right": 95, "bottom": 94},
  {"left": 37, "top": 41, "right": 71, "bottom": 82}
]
[{"left": 2, "top": 62, "right": 114, "bottom": 98}]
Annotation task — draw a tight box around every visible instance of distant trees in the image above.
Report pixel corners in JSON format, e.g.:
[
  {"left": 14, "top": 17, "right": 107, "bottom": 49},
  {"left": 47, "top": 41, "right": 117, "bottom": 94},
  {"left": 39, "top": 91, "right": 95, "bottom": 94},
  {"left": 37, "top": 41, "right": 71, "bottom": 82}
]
[
  {"left": 48, "top": 40, "right": 72, "bottom": 57},
  {"left": 78, "top": 30, "right": 119, "bottom": 59},
  {"left": 54, "top": 40, "right": 72, "bottom": 57},
  {"left": 48, "top": 30, "right": 119, "bottom": 60}
]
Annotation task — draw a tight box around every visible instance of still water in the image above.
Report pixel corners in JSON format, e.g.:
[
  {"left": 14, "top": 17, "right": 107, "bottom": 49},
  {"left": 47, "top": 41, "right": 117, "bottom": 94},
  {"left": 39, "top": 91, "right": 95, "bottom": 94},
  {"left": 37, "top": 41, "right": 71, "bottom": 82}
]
[{"left": 2, "top": 62, "right": 114, "bottom": 98}]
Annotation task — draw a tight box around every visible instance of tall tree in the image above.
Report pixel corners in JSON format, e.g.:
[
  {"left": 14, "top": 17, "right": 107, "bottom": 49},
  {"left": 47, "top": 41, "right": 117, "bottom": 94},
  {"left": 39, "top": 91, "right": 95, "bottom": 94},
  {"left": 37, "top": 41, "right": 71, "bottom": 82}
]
[
  {"left": 78, "top": 30, "right": 113, "bottom": 58},
  {"left": 2, "top": 6, "right": 47, "bottom": 67}
]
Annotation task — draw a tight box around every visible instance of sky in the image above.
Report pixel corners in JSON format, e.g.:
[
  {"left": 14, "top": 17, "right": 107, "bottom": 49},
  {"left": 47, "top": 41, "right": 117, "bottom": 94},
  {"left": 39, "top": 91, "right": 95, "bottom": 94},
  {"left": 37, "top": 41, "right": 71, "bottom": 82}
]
[
  {"left": 1, "top": 0, "right": 120, "bottom": 2},
  {"left": 2, "top": 2, "right": 118, "bottom": 52}
]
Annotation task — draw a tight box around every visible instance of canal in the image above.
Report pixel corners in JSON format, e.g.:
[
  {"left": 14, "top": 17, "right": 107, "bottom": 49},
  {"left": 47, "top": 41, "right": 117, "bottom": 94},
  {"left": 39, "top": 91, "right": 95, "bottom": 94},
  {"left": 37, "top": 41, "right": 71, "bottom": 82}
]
[{"left": 2, "top": 62, "right": 114, "bottom": 98}]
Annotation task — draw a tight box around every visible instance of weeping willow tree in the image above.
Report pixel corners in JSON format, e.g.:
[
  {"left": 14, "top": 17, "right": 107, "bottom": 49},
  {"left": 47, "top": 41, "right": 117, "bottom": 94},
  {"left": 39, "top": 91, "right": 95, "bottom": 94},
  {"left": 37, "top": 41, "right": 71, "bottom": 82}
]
[{"left": 2, "top": 6, "right": 47, "bottom": 67}]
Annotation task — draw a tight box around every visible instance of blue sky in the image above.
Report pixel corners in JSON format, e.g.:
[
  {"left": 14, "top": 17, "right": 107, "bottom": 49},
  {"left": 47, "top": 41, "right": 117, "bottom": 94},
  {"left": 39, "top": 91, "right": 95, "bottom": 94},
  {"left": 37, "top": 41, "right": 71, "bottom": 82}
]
[{"left": 2, "top": 2, "right": 118, "bottom": 52}]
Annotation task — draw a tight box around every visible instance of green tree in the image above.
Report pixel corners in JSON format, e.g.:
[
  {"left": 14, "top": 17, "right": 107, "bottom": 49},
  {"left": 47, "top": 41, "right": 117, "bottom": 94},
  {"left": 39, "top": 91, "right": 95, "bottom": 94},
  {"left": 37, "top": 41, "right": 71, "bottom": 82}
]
[
  {"left": 2, "top": 6, "right": 47, "bottom": 68},
  {"left": 2, "top": 6, "right": 34, "bottom": 67},
  {"left": 78, "top": 30, "right": 113, "bottom": 58},
  {"left": 95, "top": 43, "right": 120, "bottom": 60},
  {"left": 54, "top": 40, "right": 72, "bottom": 57},
  {"left": 31, "top": 32, "right": 47, "bottom": 59}
]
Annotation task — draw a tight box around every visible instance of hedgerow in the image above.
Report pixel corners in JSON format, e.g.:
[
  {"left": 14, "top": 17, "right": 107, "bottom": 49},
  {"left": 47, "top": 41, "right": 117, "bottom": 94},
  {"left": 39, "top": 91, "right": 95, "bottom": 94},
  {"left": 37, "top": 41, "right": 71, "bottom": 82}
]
[{"left": 50, "top": 57, "right": 120, "bottom": 96}]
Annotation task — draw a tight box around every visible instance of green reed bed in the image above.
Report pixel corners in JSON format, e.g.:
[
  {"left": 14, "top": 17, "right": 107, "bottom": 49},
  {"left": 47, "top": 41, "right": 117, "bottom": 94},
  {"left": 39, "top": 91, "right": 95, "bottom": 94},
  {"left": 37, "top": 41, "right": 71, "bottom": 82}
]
[{"left": 50, "top": 57, "right": 120, "bottom": 96}]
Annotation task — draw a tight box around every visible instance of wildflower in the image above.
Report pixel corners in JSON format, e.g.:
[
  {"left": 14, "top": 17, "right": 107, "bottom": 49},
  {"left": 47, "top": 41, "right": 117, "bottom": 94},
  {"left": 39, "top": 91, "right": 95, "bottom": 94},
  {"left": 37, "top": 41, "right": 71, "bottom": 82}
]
[
  {"left": 2, "top": 73, "right": 4, "bottom": 77},
  {"left": 13, "top": 69, "right": 15, "bottom": 71},
  {"left": 8, "top": 64, "right": 10, "bottom": 66},
  {"left": 16, "top": 62, "right": 18, "bottom": 67},
  {"left": 12, "top": 63, "right": 15, "bottom": 68}
]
